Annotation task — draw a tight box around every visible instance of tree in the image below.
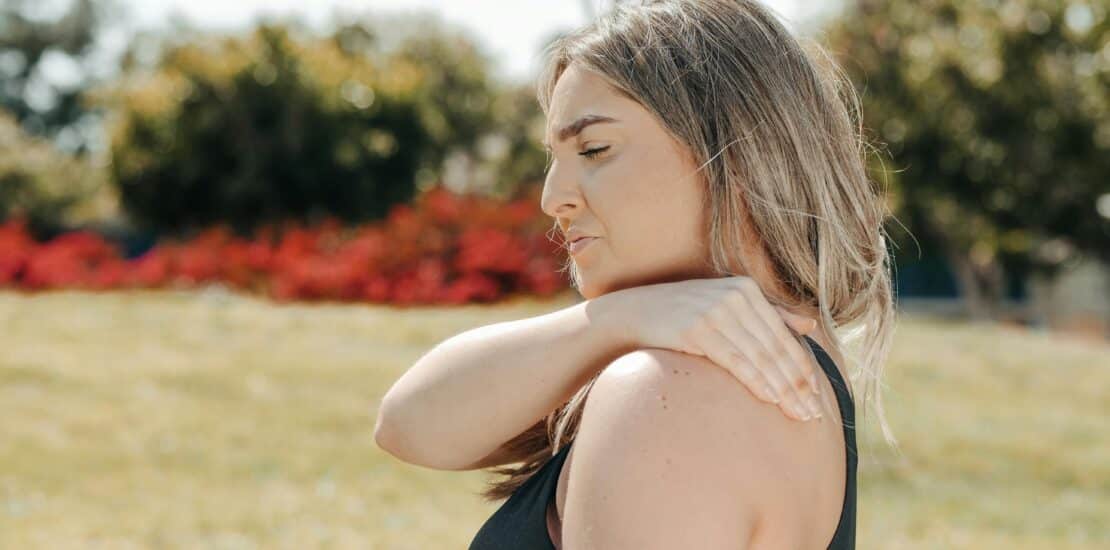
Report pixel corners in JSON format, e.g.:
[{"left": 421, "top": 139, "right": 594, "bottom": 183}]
[
  {"left": 0, "top": 0, "right": 119, "bottom": 152},
  {"left": 823, "top": 0, "right": 1110, "bottom": 319},
  {"left": 94, "top": 24, "right": 433, "bottom": 235},
  {"left": 0, "top": 109, "right": 106, "bottom": 231}
]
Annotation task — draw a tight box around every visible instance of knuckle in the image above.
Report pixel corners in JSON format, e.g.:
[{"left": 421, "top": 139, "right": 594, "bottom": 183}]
[
  {"left": 725, "top": 290, "right": 748, "bottom": 310},
  {"left": 763, "top": 372, "right": 787, "bottom": 392},
  {"left": 766, "top": 340, "right": 789, "bottom": 359},
  {"left": 749, "top": 349, "right": 773, "bottom": 371},
  {"left": 738, "top": 277, "right": 759, "bottom": 293},
  {"left": 723, "top": 350, "right": 743, "bottom": 365},
  {"left": 707, "top": 303, "right": 731, "bottom": 324},
  {"left": 737, "top": 280, "right": 763, "bottom": 297},
  {"left": 691, "top": 315, "right": 715, "bottom": 336},
  {"left": 731, "top": 363, "right": 754, "bottom": 381},
  {"left": 780, "top": 391, "right": 803, "bottom": 405},
  {"left": 678, "top": 322, "right": 702, "bottom": 347},
  {"left": 725, "top": 350, "right": 747, "bottom": 367}
]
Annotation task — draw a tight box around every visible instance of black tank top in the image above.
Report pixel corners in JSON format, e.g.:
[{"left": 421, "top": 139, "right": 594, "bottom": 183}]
[{"left": 469, "top": 334, "right": 857, "bottom": 549}]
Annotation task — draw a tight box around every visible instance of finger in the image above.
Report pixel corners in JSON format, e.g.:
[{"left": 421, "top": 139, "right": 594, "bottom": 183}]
[
  {"left": 705, "top": 306, "right": 812, "bottom": 422},
  {"left": 773, "top": 309, "right": 820, "bottom": 392},
  {"left": 703, "top": 307, "right": 813, "bottom": 422},
  {"left": 722, "top": 291, "right": 815, "bottom": 397},
  {"left": 731, "top": 283, "right": 822, "bottom": 397},
  {"left": 719, "top": 291, "right": 825, "bottom": 420},
  {"left": 686, "top": 319, "right": 780, "bottom": 405},
  {"left": 728, "top": 292, "right": 823, "bottom": 420},
  {"left": 775, "top": 306, "right": 817, "bottom": 335}
]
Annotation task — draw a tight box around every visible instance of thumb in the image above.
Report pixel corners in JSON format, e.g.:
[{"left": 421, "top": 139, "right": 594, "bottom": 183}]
[{"left": 775, "top": 306, "right": 817, "bottom": 335}]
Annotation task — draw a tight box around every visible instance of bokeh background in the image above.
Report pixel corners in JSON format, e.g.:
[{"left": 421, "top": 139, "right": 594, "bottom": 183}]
[{"left": 0, "top": 0, "right": 1107, "bottom": 548}]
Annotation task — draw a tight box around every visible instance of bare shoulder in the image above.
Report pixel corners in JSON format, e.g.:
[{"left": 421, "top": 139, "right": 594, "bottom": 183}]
[
  {"left": 587, "top": 348, "right": 797, "bottom": 453},
  {"left": 560, "top": 349, "right": 789, "bottom": 549}
]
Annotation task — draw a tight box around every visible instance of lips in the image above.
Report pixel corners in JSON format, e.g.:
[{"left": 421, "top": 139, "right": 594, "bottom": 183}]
[{"left": 568, "top": 236, "right": 598, "bottom": 255}]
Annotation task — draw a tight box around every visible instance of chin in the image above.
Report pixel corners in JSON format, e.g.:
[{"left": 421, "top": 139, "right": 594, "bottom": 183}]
[
  {"left": 574, "top": 270, "right": 646, "bottom": 302},
  {"left": 569, "top": 264, "right": 606, "bottom": 300},
  {"left": 576, "top": 286, "right": 603, "bottom": 300},
  {"left": 572, "top": 254, "right": 695, "bottom": 300},
  {"left": 571, "top": 272, "right": 598, "bottom": 300}
]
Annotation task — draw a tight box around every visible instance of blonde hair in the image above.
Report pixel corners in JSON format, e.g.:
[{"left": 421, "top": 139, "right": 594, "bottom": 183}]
[{"left": 480, "top": 0, "right": 898, "bottom": 502}]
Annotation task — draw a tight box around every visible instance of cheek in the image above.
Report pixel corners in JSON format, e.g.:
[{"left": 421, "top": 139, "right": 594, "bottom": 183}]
[{"left": 592, "top": 163, "right": 702, "bottom": 258}]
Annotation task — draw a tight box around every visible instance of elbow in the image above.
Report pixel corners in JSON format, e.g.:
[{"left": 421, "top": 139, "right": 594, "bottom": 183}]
[
  {"left": 373, "top": 413, "right": 390, "bottom": 451},
  {"left": 374, "top": 407, "right": 480, "bottom": 470},
  {"left": 372, "top": 398, "right": 453, "bottom": 469},
  {"left": 373, "top": 397, "right": 406, "bottom": 458}
]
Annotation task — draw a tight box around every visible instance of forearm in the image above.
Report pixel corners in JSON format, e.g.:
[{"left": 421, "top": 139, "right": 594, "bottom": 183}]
[{"left": 374, "top": 289, "right": 639, "bottom": 469}]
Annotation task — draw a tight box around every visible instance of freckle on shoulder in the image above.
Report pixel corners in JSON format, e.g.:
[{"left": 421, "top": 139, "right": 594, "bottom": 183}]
[{"left": 614, "top": 349, "right": 742, "bottom": 398}]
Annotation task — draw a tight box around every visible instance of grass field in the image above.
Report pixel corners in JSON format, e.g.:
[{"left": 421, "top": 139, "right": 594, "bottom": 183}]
[{"left": 1, "top": 288, "right": 1107, "bottom": 549}]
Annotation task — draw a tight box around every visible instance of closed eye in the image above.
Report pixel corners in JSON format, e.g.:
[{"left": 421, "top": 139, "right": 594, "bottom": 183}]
[{"left": 579, "top": 146, "right": 610, "bottom": 160}]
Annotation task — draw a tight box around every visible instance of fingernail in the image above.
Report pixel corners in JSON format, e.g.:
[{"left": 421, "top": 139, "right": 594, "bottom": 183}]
[
  {"left": 766, "top": 387, "right": 780, "bottom": 403},
  {"left": 810, "top": 375, "right": 820, "bottom": 394},
  {"left": 792, "top": 402, "right": 809, "bottom": 420},
  {"left": 807, "top": 399, "right": 822, "bottom": 419}
]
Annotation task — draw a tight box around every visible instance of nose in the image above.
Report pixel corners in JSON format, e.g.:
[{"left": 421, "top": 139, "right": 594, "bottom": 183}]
[{"left": 540, "top": 161, "right": 583, "bottom": 220}]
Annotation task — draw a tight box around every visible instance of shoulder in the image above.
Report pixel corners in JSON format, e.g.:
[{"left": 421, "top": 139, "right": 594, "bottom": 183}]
[
  {"left": 561, "top": 349, "right": 779, "bottom": 549},
  {"left": 585, "top": 348, "right": 789, "bottom": 450},
  {"left": 581, "top": 349, "right": 778, "bottom": 449}
]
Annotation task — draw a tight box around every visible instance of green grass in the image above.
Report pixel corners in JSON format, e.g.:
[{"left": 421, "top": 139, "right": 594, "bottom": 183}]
[{"left": 0, "top": 288, "right": 1107, "bottom": 549}]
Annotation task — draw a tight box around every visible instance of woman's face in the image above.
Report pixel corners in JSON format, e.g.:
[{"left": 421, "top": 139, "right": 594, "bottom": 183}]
[{"left": 541, "top": 62, "right": 713, "bottom": 299}]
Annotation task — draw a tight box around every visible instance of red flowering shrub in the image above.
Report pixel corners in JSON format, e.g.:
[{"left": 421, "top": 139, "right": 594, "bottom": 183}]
[
  {"left": 0, "top": 185, "right": 572, "bottom": 305},
  {"left": 0, "top": 218, "right": 36, "bottom": 285},
  {"left": 130, "top": 248, "right": 173, "bottom": 287},
  {"left": 456, "top": 227, "right": 531, "bottom": 274},
  {"left": 22, "top": 230, "right": 119, "bottom": 290}
]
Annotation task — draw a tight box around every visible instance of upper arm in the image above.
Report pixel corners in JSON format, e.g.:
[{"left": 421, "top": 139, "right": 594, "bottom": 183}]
[
  {"left": 451, "top": 440, "right": 520, "bottom": 471},
  {"left": 451, "top": 417, "right": 547, "bottom": 471},
  {"left": 561, "top": 350, "right": 765, "bottom": 549}
]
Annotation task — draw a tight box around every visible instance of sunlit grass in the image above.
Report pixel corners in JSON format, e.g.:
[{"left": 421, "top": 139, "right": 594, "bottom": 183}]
[{"left": 0, "top": 288, "right": 1106, "bottom": 549}]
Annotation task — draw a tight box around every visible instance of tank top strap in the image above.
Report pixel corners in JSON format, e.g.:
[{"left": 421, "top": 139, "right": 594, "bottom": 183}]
[{"left": 802, "top": 334, "right": 858, "bottom": 549}]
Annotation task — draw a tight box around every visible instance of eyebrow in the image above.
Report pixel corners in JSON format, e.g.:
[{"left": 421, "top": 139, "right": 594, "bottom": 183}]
[{"left": 542, "top": 114, "right": 619, "bottom": 150}]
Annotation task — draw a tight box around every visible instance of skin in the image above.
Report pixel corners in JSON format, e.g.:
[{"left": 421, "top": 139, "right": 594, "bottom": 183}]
[
  {"left": 539, "top": 62, "right": 851, "bottom": 549},
  {"left": 541, "top": 66, "right": 713, "bottom": 298}
]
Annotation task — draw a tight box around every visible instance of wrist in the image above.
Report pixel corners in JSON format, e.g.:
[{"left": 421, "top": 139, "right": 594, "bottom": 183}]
[{"left": 584, "top": 288, "right": 639, "bottom": 353}]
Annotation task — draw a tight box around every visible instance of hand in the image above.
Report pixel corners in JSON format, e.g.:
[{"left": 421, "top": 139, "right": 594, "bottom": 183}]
[{"left": 616, "top": 276, "right": 823, "bottom": 421}]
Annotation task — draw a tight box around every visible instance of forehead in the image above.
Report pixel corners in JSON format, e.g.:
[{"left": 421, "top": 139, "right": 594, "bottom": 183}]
[{"left": 546, "top": 63, "right": 629, "bottom": 129}]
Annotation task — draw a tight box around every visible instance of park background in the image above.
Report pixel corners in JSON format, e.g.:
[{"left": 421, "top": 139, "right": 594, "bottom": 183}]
[{"left": 0, "top": 0, "right": 1107, "bottom": 548}]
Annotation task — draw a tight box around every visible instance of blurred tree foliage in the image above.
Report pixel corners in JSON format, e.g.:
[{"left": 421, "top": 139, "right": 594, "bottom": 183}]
[
  {"left": 824, "top": 0, "right": 1110, "bottom": 318},
  {"left": 91, "top": 17, "right": 512, "bottom": 236},
  {"left": 332, "top": 13, "right": 548, "bottom": 199},
  {"left": 0, "top": 0, "right": 118, "bottom": 151},
  {"left": 482, "top": 28, "right": 573, "bottom": 198},
  {"left": 486, "top": 81, "right": 548, "bottom": 196},
  {"left": 0, "top": 0, "right": 119, "bottom": 233},
  {"left": 96, "top": 24, "right": 426, "bottom": 235},
  {"left": 0, "top": 109, "right": 107, "bottom": 233}
]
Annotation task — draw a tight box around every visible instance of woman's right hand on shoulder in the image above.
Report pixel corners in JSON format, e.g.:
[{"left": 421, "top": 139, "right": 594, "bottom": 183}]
[{"left": 614, "top": 276, "right": 824, "bottom": 421}]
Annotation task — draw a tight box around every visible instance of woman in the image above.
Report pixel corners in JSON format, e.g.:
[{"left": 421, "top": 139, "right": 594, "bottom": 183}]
[{"left": 375, "top": 0, "right": 896, "bottom": 548}]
